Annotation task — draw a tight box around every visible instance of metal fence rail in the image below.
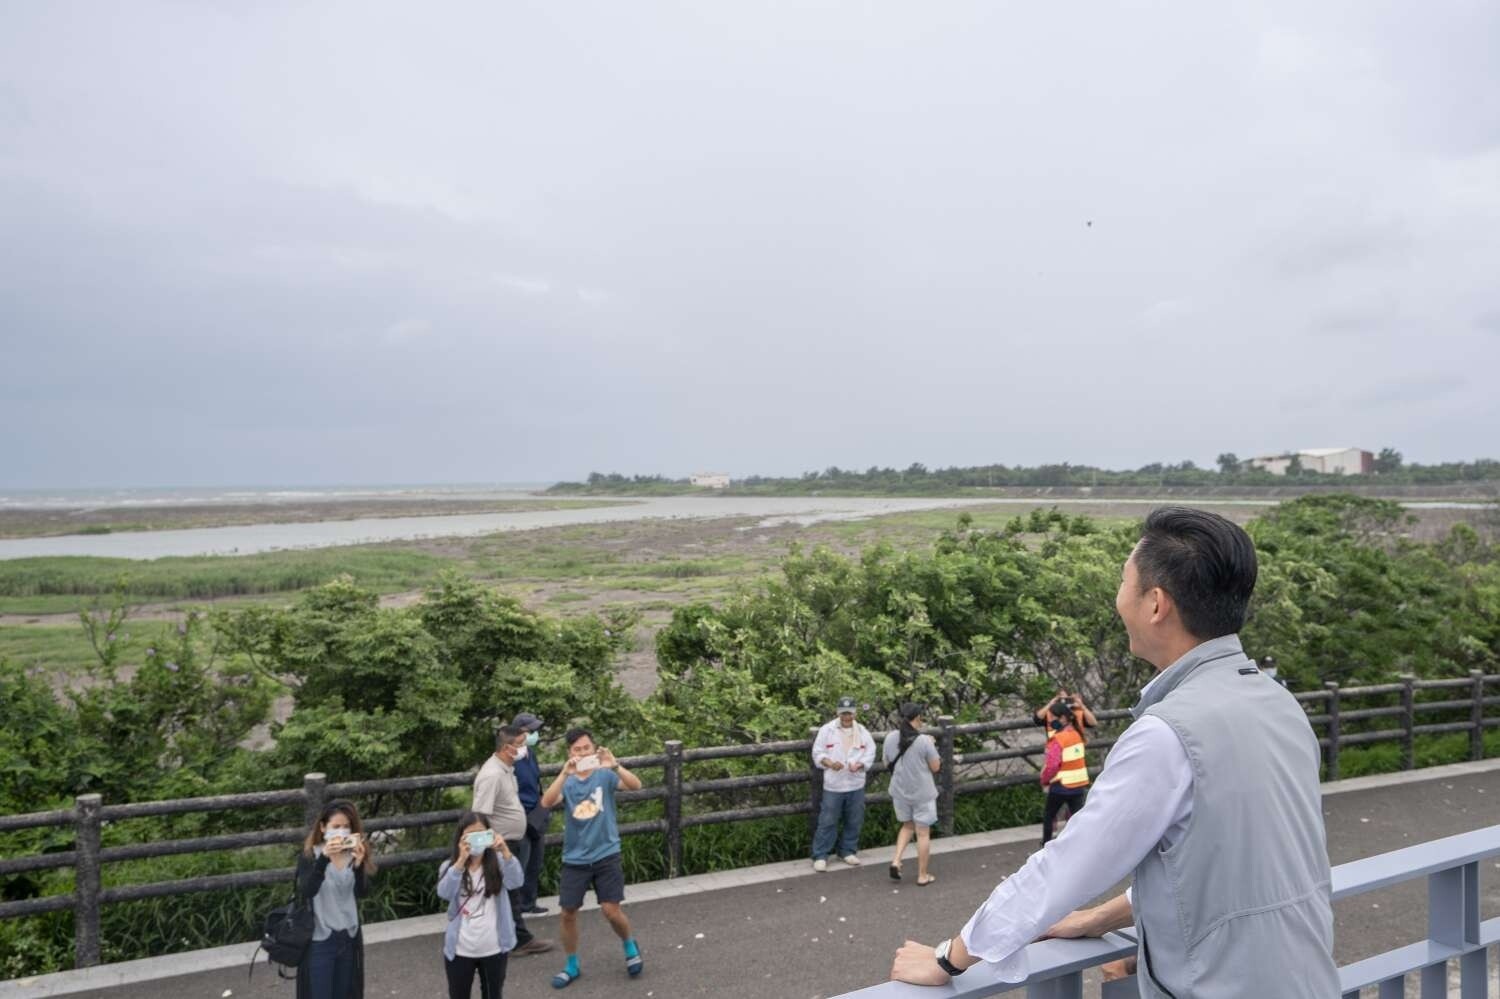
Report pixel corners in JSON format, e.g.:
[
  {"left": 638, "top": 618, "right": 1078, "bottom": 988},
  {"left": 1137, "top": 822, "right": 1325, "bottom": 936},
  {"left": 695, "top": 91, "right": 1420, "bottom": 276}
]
[
  {"left": 832, "top": 824, "right": 1500, "bottom": 999},
  {"left": 1, "top": 672, "right": 1494, "bottom": 970}
]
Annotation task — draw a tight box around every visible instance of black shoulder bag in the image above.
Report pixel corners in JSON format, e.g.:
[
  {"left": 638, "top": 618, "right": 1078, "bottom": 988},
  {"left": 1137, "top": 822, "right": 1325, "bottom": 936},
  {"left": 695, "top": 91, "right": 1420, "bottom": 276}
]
[{"left": 250, "top": 863, "right": 316, "bottom": 980}]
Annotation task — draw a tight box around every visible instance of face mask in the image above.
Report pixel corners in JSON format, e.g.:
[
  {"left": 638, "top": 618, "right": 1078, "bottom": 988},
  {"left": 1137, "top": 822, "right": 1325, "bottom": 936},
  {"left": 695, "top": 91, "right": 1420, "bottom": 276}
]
[
  {"left": 513, "top": 745, "right": 528, "bottom": 761},
  {"left": 326, "top": 825, "right": 350, "bottom": 839},
  {"left": 526, "top": 731, "right": 539, "bottom": 748},
  {"left": 466, "top": 830, "right": 495, "bottom": 853}
]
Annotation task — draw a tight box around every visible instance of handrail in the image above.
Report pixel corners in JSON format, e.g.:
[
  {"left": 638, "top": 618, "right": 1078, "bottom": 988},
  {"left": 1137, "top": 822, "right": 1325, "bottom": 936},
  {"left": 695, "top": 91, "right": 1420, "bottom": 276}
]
[{"left": 832, "top": 824, "right": 1500, "bottom": 998}]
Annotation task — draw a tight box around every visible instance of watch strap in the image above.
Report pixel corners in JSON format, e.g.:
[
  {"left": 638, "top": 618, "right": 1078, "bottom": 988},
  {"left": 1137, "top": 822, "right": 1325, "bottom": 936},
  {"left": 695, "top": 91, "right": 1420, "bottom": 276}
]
[{"left": 935, "top": 938, "right": 965, "bottom": 977}]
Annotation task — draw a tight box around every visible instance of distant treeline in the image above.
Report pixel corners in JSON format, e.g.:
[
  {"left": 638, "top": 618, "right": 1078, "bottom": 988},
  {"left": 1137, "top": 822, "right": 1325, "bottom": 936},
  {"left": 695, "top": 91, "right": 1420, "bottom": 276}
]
[{"left": 549, "top": 452, "right": 1500, "bottom": 495}]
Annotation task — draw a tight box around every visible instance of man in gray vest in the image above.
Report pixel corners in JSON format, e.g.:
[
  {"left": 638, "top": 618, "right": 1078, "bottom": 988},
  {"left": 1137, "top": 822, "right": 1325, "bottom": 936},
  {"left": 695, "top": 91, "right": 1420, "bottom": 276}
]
[{"left": 889, "top": 507, "right": 1339, "bottom": 997}]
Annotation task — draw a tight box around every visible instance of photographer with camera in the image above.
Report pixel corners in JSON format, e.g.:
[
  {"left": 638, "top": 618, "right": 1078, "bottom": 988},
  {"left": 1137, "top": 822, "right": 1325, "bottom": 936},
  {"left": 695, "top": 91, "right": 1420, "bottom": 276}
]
[
  {"left": 295, "top": 799, "right": 375, "bottom": 999},
  {"left": 1032, "top": 691, "right": 1095, "bottom": 844},
  {"left": 437, "top": 812, "right": 524, "bottom": 999},
  {"left": 1032, "top": 690, "right": 1097, "bottom": 734}
]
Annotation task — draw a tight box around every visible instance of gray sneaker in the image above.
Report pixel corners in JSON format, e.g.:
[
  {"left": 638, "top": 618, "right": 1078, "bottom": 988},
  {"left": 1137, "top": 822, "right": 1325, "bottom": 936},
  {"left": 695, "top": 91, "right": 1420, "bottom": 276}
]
[{"left": 514, "top": 938, "right": 556, "bottom": 957}]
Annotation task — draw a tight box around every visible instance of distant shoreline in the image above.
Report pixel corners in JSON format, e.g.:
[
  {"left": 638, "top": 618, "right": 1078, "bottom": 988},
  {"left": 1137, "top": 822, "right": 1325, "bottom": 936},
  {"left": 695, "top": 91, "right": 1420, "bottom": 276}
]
[{"left": 0, "top": 497, "right": 627, "bottom": 540}]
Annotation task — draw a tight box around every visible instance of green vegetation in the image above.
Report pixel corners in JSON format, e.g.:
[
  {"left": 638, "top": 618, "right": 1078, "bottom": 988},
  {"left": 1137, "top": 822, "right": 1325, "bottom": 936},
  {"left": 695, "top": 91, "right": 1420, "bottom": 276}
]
[
  {"left": 551, "top": 453, "right": 1500, "bottom": 495},
  {"left": 0, "top": 548, "right": 456, "bottom": 615},
  {"left": 1, "top": 495, "right": 1498, "bottom": 976}
]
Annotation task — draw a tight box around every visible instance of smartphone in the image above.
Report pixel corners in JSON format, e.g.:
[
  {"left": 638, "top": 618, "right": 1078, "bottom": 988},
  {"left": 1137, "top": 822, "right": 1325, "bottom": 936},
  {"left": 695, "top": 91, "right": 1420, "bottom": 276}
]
[{"left": 574, "top": 754, "right": 600, "bottom": 772}]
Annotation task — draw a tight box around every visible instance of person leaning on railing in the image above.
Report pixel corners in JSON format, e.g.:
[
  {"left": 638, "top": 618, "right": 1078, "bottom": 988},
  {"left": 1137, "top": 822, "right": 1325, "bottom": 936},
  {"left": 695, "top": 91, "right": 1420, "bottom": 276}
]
[
  {"left": 296, "top": 798, "right": 376, "bottom": 999},
  {"left": 889, "top": 507, "right": 1341, "bottom": 998}
]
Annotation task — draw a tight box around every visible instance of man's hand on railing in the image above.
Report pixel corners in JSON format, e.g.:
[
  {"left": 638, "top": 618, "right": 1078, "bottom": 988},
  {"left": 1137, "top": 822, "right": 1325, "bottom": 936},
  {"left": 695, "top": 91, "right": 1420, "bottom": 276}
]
[
  {"left": 1102, "top": 957, "right": 1137, "bottom": 981},
  {"left": 889, "top": 940, "right": 949, "bottom": 986}
]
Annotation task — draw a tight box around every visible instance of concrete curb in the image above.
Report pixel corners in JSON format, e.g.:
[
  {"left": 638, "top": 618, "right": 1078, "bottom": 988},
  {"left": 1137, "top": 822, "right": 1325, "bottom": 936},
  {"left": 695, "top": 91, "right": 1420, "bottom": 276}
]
[{"left": 6, "top": 756, "right": 1500, "bottom": 997}]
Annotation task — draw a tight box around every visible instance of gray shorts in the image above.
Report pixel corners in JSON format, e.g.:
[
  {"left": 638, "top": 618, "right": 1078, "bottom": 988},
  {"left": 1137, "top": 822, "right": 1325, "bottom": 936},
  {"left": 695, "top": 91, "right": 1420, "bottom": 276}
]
[
  {"left": 893, "top": 797, "right": 937, "bottom": 827},
  {"left": 558, "top": 853, "right": 626, "bottom": 909}
]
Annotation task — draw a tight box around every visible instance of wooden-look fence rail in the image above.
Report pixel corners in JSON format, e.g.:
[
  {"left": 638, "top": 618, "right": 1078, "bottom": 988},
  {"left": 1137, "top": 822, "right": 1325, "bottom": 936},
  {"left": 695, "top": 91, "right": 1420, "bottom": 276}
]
[{"left": 1, "top": 671, "right": 1495, "bottom": 970}]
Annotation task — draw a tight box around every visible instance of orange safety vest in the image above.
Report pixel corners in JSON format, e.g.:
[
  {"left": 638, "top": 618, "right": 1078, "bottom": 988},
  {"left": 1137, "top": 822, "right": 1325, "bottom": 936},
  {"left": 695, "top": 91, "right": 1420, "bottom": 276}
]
[{"left": 1048, "top": 726, "right": 1090, "bottom": 789}]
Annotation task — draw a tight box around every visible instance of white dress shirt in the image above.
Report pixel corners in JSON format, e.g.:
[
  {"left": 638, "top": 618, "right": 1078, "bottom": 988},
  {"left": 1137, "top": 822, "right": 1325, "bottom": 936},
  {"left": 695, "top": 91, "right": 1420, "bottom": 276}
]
[{"left": 958, "top": 671, "right": 1195, "bottom": 980}]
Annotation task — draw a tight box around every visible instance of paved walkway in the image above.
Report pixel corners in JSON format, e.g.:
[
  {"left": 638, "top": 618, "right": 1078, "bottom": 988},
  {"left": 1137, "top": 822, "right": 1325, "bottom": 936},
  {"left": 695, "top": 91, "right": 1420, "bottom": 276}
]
[{"left": 6, "top": 760, "right": 1500, "bottom": 999}]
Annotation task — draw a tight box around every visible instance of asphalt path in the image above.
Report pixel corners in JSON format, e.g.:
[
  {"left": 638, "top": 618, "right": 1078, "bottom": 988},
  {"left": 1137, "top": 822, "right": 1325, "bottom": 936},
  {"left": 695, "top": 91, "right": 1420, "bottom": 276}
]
[{"left": 56, "top": 769, "right": 1500, "bottom": 999}]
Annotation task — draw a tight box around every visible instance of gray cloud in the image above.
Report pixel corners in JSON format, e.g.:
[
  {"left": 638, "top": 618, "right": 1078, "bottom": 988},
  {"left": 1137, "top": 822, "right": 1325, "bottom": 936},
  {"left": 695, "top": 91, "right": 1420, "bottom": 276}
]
[
  {"left": 1349, "top": 375, "right": 1468, "bottom": 410},
  {"left": 2, "top": 0, "right": 1499, "bottom": 488}
]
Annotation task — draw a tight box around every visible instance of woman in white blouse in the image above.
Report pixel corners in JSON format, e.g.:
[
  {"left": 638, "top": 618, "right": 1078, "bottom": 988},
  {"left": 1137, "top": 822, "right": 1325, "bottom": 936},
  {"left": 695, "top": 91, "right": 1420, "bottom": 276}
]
[{"left": 437, "top": 812, "right": 525, "bottom": 999}]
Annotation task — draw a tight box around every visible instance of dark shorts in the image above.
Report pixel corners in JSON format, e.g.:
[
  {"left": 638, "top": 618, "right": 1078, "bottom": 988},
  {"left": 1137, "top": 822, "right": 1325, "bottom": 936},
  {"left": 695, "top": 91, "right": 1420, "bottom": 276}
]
[{"left": 558, "top": 853, "right": 626, "bottom": 910}]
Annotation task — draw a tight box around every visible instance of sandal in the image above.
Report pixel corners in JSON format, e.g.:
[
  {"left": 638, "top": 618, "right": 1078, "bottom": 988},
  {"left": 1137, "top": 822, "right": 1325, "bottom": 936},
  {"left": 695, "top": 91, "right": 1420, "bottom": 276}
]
[
  {"left": 551, "top": 969, "right": 581, "bottom": 989},
  {"left": 916, "top": 874, "right": 937, "bottom": 887},
  {"left": 888, "top": 864, "right": 902, "bottom": 881}
]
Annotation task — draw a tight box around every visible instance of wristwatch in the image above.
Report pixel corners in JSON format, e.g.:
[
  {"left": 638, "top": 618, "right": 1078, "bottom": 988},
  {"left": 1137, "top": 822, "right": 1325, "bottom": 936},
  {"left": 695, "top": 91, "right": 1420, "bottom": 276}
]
[{"left": 934, "top": 937, "right": 966, "bottom": 978}]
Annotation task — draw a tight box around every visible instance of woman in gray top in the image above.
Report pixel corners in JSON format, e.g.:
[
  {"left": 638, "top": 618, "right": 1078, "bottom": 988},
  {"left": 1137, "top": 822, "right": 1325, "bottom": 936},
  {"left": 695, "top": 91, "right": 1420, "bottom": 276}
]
[
  {"left": 295, "top": 799, "right": 375, "bottom": 999},
  {"left": 882, "top": 703, "right": 941, "bottom": 886}
]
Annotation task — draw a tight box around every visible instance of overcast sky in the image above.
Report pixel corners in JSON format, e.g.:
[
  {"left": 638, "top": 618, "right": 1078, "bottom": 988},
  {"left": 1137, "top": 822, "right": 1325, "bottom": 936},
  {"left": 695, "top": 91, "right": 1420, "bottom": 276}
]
[{"left": 3, "top": 1, "right": 1497, "bottom": 488}]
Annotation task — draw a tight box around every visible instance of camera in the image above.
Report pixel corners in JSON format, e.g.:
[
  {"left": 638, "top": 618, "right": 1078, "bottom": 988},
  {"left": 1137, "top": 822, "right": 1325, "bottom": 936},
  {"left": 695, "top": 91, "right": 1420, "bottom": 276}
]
[{"left": 1056, "top": 697, "right": 1075, "bottom": 714}]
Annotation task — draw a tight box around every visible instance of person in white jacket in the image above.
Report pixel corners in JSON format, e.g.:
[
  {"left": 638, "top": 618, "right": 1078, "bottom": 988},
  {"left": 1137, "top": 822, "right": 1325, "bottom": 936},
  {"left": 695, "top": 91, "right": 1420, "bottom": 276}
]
[{"left": 810, "top": 696, "right": 876, "bottom": 871}]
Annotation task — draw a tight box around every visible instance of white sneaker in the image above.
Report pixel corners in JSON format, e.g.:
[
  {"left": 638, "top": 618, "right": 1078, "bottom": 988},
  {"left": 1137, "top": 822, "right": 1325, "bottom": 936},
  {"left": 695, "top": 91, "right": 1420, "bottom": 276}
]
[
  {"left": 812, "top": 858, "right": 828, "bottom": 872},
  {"left": 842, "top": 855, "right": 862, "bottom": 866}
]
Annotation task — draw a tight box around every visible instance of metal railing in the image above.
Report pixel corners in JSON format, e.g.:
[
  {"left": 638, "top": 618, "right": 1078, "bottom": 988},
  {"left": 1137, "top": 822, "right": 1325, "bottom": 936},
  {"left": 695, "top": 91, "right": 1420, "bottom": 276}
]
[
  {"left": 831, "top": 823, "right": 1500, "bottom": 998},
  {"left": 2, "top": 671, "right": 1495, "bottom": 971}
]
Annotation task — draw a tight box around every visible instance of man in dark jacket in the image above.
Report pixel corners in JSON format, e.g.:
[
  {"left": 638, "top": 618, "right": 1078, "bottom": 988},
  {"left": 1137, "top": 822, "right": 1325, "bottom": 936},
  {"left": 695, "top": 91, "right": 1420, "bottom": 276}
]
[{"left": 513, "top": 711, "right": 549, "bottom": 914}]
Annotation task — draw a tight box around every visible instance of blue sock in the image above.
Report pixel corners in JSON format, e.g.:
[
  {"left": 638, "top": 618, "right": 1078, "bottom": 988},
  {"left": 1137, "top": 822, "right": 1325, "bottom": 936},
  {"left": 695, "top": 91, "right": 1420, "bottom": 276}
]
[
  {"left": 623, "top": 938, "right": 639, "bottom": 959},
  {"left": 565, "top": 954, "right": 580, "bottom": 977}
]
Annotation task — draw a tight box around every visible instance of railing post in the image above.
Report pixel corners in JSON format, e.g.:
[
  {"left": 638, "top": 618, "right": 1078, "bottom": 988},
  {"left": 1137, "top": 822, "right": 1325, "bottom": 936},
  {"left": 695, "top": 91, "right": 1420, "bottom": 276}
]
[
  {"left": 1469, "top": 670, "right": 1485, "bottom": 762},
  {"left": 937, "top": 715, "right": 956, "bottom": 837},
  {"left": 303, "top": 772, "right": 327, "bottom": 831},
  {"left": 1027, "top": 970, "right": 1083, "bottom": 998},
  {"left": 663, "top": 739, "right": 684, "bottom": 878},
  {"left": 1427, "top": 860, "right": 1483, "bottom": 999},
  {"left": 1324, "top": 682, "right": 1341, "bottom": 782},
  {"left": 73, "top": 793, "right": 102, "bottom": 969},
  {"left": 1400, "top": 674, "right": 1416, "bottom": 772},
  {"left": 806, "top": 727, "right": 823, "bottom": 843}
]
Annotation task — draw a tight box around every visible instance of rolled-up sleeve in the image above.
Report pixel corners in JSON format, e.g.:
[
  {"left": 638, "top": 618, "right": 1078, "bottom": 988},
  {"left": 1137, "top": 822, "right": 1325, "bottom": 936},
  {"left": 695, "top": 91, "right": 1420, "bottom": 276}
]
[{"left": 958, "top": 716, "right": 1193, "bottom": 974}]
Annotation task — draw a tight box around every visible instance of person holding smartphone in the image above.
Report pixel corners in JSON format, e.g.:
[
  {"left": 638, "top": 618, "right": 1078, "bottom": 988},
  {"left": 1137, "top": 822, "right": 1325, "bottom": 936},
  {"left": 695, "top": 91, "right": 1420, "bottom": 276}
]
[
  {"left": 539, "top": 728, "right": 644, "bottom": 989},
  {"left": 296, "top": 799, "right": 375, "bottom": 999},
  {"left": 437, "top": 813, "right": 524, "bottom": 999}
]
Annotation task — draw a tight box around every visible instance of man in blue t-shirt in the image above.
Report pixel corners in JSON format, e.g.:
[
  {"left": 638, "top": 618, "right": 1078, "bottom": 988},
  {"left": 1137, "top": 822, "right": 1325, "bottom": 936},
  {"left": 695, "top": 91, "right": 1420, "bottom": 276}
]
[{"left": 540, "top": 727, "right": 644, "bottom": 989}]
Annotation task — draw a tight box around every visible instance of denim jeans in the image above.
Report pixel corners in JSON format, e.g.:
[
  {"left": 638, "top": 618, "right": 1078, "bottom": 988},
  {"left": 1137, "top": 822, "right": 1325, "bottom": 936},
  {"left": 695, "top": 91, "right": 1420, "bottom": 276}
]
[
  {"left": 307, "top": 928, "right": 357, "bottom": 999},
  {"left": 811, "top": 788, "right": 865, "bottom": 859}
]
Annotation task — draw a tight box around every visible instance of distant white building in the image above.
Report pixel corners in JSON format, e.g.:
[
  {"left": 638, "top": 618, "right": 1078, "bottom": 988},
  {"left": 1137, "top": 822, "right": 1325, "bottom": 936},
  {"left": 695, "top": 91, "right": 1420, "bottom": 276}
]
[
  {"left": 1248, "top": 448, "right": 1373, "bottom": 476},
  {"left": 690, "top": 472, "right": 731, "bottom": 489}
]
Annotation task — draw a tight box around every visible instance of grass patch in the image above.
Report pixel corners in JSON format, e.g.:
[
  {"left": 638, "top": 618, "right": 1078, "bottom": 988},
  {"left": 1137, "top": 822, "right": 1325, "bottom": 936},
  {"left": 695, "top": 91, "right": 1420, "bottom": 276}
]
[
  {"left": 0, "top": 624, "right": 153, "bottom": 676},
  {"left": 0, "top": 547, "right": 457, "bottom": 612}
]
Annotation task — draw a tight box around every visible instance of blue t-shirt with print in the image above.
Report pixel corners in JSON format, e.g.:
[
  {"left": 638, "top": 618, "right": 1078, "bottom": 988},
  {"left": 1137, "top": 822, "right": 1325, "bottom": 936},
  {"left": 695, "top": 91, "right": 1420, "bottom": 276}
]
[{"left": 561, "top": 768, "right": 621, "bottom": 865}]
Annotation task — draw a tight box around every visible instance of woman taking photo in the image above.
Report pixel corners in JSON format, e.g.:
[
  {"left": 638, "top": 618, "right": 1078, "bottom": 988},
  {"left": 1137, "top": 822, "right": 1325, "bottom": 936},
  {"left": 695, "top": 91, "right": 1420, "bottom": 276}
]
[
  {"left": 883, "top": 702, "right": 941, "bottom": 886},
  {"left": 297, "top": 799, "right": 375, "bottom": 999},
  {"left": 437, "top": 812, "right": 524, "bottom": 999}
]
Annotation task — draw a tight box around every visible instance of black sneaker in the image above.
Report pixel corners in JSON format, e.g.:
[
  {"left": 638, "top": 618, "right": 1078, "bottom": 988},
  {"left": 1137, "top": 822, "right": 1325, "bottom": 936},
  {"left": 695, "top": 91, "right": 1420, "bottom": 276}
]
[{"left": 525, "top": 904, "right": 550, "bottom": 915}]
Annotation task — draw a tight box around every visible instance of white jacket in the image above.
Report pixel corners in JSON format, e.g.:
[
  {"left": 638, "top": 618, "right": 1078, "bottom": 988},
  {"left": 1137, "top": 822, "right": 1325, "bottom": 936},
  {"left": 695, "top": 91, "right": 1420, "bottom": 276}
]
[{"left": 812, "top": 718, "right": 876, "bottom": 793}]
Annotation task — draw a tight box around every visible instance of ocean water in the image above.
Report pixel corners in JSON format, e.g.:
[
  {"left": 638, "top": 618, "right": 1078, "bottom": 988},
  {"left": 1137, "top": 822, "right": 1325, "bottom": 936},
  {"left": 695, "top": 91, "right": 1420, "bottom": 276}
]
[{"left": 0, "top": 484, "right": 553, "bottom": 510}]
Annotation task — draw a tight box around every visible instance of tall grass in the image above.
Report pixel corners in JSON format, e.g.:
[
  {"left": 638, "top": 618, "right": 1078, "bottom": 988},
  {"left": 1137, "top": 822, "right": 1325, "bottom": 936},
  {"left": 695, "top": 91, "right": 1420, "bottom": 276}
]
[{"left": 0, "top": 549, "right": 452, "bottom": 607}]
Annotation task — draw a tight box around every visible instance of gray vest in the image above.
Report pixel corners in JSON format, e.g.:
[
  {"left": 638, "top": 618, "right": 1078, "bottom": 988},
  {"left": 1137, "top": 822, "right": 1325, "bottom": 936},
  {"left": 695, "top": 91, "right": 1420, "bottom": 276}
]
[{"left": 1128, "top": 635, "right": 1339, "bottom": 998}]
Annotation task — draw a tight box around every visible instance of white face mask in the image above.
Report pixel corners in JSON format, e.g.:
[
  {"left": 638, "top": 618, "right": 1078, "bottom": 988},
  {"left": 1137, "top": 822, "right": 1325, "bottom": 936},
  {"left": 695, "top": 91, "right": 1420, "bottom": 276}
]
[
  {"left": 514, "top": 744, "right": 529, "bottom": 761},
  {"left": 325, "top": 825, "right": 350, "bottom": 840}
]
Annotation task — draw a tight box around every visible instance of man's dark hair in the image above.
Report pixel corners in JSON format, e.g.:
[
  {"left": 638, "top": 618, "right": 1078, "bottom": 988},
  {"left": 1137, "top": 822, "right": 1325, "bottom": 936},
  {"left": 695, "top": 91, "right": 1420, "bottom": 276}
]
[
  {"left": 495, "top": 724, "right": 524, "bottom": 748},
  {"left": 563, "top": 727, "right": 594, "bottom": 749},
  {"left": 1134, "top": 507, "right": 1258, "bottom": 640}
]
